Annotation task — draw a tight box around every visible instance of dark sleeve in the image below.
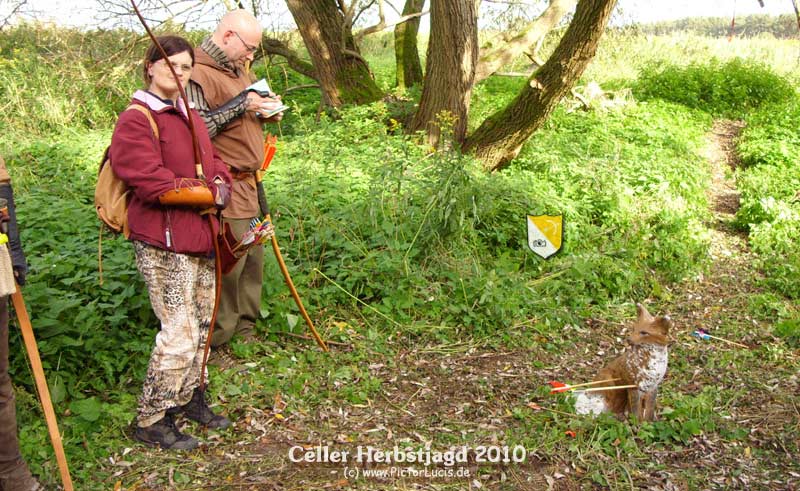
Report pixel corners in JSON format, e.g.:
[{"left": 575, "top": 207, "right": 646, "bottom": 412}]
[
  {"left": 109, "top": 111, "right": 178, "bottom": 203},
  {"left": 0, "top": 183, "right": 26, "bottom": 279},
  {"left": 186, "top": 80, "right": 248, "bottom": 138}
]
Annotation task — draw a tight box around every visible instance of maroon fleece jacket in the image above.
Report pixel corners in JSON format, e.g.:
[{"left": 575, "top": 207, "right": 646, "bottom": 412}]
[{"left": 110, "top": 90, "right": 231, "bottom": 255}]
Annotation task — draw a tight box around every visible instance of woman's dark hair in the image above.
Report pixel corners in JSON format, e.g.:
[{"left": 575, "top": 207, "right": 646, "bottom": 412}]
[{"left": 142, "top": 35, "right": 195, "bottom": 84}]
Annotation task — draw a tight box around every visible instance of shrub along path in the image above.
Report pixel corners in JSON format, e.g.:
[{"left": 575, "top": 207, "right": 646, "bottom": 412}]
[{"left": 98, "top": 121, "right": 798, "bottom": 491}]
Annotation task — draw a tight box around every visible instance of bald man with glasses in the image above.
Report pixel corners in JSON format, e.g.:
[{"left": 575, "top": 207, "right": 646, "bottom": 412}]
[{"left": 187, "top": 9, "right": 284, "bottom": 349}]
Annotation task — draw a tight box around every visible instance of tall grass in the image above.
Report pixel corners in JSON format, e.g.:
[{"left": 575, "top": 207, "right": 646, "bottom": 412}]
[
  {"left": 0, "top": 23, "right": 204, "bottom": 136},
  {"left": 539, "top": 31, "right": 800, "bottom": 86}
]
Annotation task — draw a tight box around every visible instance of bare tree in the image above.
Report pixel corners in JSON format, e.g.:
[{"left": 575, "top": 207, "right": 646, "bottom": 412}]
[
  {"left": 463, "top": 0, "right": 618, "bottom": 171},
  {"left": 0, "top": 0, "right": 29, "bottom": 30},
  {"left": 93, "top": 0, "right": 224, "bottom": 29}
]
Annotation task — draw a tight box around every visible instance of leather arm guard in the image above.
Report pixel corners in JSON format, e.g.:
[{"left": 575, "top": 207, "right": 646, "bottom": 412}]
[
  {"left": 207, "top": 90, "right": 248, "bottom": 120},
  {"left": 159, "top": 179, "right": 215, "bottom": 208}
]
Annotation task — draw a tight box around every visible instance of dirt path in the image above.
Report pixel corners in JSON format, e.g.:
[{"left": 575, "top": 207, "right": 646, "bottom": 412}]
[
  {"left": 679, "top": 119, "right": 755, "bottom": 336},
  {"left": 653, "top": 120, "right": 800, "bottom": 489}
]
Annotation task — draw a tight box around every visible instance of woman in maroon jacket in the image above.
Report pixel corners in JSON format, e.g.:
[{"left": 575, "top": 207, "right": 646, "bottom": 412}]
[{"left": 110, "top": 36, "right": 232, "bottom": 451}]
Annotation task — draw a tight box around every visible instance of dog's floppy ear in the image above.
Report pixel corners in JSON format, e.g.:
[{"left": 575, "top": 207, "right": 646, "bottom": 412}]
[
  {"left": 655, "top": 315, "right": 672, "bottom": 334},
  {"left": 636, "top": 302, "right": 654, "bottom": 322}
]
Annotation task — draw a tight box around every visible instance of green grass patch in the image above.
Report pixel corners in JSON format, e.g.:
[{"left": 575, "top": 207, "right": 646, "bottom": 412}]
[{"left": 634, "top": 58, "right": 796, "bottom": 119}]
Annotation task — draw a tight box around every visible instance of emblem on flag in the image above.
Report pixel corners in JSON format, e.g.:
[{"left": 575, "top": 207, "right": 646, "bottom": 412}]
[{"left": 527, "top": 215, "right": 563, "bottom": 259}]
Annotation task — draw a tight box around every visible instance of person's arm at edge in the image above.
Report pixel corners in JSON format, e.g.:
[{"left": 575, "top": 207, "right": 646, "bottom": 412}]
[{"left": 0, "top": 155, "right": 26, "bottom": 285}]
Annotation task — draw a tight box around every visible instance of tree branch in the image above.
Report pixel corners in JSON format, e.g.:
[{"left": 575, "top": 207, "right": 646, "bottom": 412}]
[
  {"left": 355, "top": 8, "right": 429, "bottom": 42},
  {"left": 355, "top": 0, "right": 385, "bottom": 40},
  {"left": 791, "top": 0, "right": 800, "bottom": 33},
  {"left": 0, "top": 0, "right": 29, "bottom": 30},
  {"left": 482, "top": 0, "right": 537, "bottom": 4},
  {"left": 353, "top": 0, "right": 379, "bottom": 26},
  {"left": 93, "top": 0, "right": 213, "bottom": 29},
  {"left": 385, "top": 0, "right": 403, "bottom": 15},
  {"left": 257, "top": 37, "right": 318, "bottom": 81},
  {"left": 285, "top": 83, "right": 321, "bottom": 93},
  {"left": 474, "top": 0, "right": 577, "bottom": 84},
  {"left": 342, "top": 47, "right": 370, "bottom": 65},
  {"left": 341, "top": 0, "right": 358, "bottom": 28}
]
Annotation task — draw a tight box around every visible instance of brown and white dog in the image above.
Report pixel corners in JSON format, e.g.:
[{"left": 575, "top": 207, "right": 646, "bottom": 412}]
[{"left": 575, "top": 303, "right": 671, "bottom": 421}]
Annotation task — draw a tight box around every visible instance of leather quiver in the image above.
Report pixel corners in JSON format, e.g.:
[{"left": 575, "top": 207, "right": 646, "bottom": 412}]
[
  {"left": 159, "top": 185, "right": 215, "bottom": 208},
  {"left": 217, "top": 220, "right": 246, "bottom": 275}
]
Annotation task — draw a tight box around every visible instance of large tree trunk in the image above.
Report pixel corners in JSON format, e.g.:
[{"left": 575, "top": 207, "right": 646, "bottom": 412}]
[
  {"left": 394, "top": 0, "right": 425, "bottom": 89},
  {"left": 409, "top": 0, "right": 478, "bottom": 146},
  {"left": 474, "top": 0, "right": 577, "bottom": 84},
  {"left": 285, "top": 0, "right": 383, "bottom": 106},
  {"left": 463, "top": 0, "right": 617, "bottom": 171}
]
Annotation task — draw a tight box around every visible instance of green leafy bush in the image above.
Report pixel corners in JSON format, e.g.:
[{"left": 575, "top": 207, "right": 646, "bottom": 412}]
[
  {"left": 639, "top": 389, "right": 720, "bottom": 445},
  {"left": 774, "top": 318, "right": 800, "bottom": 347},
  {"left": 737, "top": 99, "right": 800, "bottom": 169},
  {"left": 634, "top": 58, "right": 796, "bottom": 118},
  {"left": 735, "top": 99, "right": 800, "bottom": 298},
  {"left": 255, "top": 99, "right": 712, "bottom": 336}
]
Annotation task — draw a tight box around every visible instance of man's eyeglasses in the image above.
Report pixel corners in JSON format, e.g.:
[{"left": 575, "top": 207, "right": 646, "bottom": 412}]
[{"left": 232, "top": 31, "right": 258, "bottom": 53}]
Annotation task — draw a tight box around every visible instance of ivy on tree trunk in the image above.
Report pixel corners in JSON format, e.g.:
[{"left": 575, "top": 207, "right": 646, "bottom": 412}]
[{"left": 394, "top": 0, "right": 425, "bottom": 89}]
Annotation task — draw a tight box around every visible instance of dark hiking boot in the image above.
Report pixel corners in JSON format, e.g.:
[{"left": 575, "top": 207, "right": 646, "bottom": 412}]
[
  {"left": 0, "top": 463, "right": 43, "bottom": 491},
  {"left": 134, "top": 414, "right": 199, "bottom": 450},
  {"left": 181, "top": 388, "right": 231, "bottom": 430}
]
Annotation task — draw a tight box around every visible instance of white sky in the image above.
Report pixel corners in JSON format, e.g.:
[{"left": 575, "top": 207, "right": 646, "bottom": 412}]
[
  {"left": 620, "top": 0, "right": 793, "bottom": 24},
  {"left": 1, "top": 0, "right": 796, "bottom": 31}
]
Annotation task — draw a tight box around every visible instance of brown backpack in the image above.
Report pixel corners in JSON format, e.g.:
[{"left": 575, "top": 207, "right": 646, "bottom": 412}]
[{"left": 95, "top": 104, "right": 159, "bottom": 237}]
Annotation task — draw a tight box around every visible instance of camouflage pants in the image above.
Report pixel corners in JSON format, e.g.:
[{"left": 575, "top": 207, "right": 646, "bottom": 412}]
[{"left": 133, "top": 241, "right": 215, "bottom": 427}]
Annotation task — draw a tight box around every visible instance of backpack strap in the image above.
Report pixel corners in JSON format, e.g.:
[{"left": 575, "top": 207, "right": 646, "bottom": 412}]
[
  {"left": 97, "top": 104, "right": 159, "bottom": 285},
  {"left": 125, "top": 104, "right": 160, "bottom": 140}
]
